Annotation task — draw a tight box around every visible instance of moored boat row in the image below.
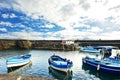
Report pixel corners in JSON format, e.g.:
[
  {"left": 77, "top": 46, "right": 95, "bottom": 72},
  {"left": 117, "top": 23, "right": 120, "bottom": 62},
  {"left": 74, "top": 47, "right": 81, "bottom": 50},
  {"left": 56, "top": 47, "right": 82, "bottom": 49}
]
[
  {"left": 5, "top": 46, "right": 120, "bottom": 76},
  {"left": 82, "top": 47, "right": 120, "bottom": 75}
]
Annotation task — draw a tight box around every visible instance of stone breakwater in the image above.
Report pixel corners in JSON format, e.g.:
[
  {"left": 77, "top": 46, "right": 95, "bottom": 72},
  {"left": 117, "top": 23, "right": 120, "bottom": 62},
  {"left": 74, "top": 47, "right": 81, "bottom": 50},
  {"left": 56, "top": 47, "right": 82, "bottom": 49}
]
[
  {"left": 0, "top": 40, "right": 32, "bottom": 50},
  {"left": 0, "top": 40, "right": 78, "bottom": 51},
  {"left": 1, "top": 39, "right": 119, "bottom": 50}
]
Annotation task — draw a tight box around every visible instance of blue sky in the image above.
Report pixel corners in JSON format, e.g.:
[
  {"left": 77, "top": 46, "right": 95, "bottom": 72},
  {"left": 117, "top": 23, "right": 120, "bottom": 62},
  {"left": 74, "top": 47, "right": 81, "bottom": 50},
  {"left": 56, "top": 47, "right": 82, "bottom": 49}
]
[{"left": 0, "top": 0, "right": 120, "bottom": 40}]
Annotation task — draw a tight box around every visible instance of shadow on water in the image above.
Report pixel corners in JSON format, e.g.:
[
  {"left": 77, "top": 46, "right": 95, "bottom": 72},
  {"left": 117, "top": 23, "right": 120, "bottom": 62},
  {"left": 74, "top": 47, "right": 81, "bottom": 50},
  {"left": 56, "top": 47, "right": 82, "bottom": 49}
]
[
  {"left": 8, "top": 61, "right": 32, "bottom": 75},
  {"left": 48, "top": 66, "right": 73, "bottom": 80},
  {"left": 82, "top": 63, "right": 120, "bottom": 80}
]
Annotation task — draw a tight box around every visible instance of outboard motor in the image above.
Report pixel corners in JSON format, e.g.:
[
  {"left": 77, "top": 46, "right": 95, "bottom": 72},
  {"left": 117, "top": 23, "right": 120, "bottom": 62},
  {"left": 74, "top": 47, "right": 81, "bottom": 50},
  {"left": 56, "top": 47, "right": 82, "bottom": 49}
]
[
  {"left": 115, "top": 51, "right": 120, "bottom": 59},
  {"left": 101, "top": 48, "right": 112, "bottom": 59},
  {"left": 107, "top": 48, "right": 112, "bottom": 57}
]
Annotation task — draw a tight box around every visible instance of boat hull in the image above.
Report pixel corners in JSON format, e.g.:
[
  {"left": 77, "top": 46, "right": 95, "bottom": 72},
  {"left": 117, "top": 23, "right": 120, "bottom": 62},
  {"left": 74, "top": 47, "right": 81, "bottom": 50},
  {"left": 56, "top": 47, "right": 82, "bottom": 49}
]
[
  {"left": 82, "top": 58, "right": 120, "bottom": 75},
  {"left": 80, "top": 47, "right": 100, "bottom": 53},
  {"left": 48, "top": 55, "right": 73, "bottom": 73},
  {"left": 80, "top": 50, "right": 100, "bottom": 53},
  {"left": 7, "top": 59, "right": 31, "bottom": 68},
  {"left": 49, "top": 64, "right": 71, "bottom": 72},
  {"left": 7, "top": 54, "right": 31, "bottom": 68}
]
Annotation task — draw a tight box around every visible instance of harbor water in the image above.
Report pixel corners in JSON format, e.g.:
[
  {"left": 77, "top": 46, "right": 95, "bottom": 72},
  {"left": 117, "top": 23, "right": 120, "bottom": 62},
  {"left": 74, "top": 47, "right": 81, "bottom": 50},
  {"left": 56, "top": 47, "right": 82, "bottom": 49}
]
[{"left": 0, "top": 50, "right": 120, "bottom": 80}]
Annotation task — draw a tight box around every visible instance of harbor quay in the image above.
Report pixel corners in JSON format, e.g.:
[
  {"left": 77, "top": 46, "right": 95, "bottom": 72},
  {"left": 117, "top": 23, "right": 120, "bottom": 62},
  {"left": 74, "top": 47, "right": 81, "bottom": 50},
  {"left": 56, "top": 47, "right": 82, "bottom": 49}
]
[{"left": 0, "top": 39, "right": 120, "bottom": 50}]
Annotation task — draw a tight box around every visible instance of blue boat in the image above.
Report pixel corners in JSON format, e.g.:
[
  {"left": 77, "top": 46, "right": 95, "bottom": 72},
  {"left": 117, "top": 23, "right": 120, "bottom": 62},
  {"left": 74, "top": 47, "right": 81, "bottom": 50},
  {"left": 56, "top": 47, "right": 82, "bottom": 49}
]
[
  {"left": 82, "top": 56, "right": 120, "bottom": 75},
  {"left": 7, "top": 54, "right": 31, "bottom": 69},
  {"left": 79, "top": 46, "right": 100, "bottom": 53},
  {"left": 48, "top": 55, "right": 73, "bottom": 73}
]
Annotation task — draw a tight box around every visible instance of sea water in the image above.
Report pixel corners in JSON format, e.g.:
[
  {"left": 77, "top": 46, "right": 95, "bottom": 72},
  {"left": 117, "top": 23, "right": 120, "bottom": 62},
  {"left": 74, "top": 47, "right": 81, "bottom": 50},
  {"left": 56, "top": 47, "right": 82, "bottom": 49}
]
[{"left": 0, "top": 49, "right": 120, "bottom": 80}]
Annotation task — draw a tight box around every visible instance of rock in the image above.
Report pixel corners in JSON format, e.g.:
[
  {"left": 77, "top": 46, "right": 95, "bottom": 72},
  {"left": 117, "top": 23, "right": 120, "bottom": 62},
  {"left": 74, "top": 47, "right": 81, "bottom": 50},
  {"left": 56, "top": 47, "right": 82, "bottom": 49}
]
[
  {"left": 16, "top": 40, "right": 32, "bottom": 49},
  {"left": 0, "top": 74, "right": 54, "bottom": 80}
]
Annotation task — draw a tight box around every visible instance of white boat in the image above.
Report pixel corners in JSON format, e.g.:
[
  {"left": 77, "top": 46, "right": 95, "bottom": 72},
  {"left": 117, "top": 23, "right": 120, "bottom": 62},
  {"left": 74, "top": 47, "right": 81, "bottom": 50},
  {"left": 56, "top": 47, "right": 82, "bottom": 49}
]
[
  {"left": 6, "top": 54, "right": 31, "bottom": 68},
  {"left": 48, "top": 55, "right": 73, "bottom": 73}
]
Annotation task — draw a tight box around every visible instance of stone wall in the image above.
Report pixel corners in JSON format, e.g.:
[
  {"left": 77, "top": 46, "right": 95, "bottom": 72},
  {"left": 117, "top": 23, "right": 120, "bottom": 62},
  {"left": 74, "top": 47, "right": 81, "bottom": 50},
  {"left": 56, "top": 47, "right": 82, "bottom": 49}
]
[{"left": 0, "top": 40, "right": 32, "bottom": 50}]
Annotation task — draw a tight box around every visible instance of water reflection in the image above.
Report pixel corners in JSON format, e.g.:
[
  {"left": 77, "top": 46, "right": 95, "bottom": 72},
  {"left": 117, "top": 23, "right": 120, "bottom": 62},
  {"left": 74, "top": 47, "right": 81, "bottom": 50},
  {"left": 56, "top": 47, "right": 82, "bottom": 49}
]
[
  {"left": 0, "top": 50, "right": 119, "bottom": 80},
  {"left": 8, "top": 61, "right": 32, "bottom": 75},
  {"left": 48, "top": 67, "right": 73, "bottom": 80}
]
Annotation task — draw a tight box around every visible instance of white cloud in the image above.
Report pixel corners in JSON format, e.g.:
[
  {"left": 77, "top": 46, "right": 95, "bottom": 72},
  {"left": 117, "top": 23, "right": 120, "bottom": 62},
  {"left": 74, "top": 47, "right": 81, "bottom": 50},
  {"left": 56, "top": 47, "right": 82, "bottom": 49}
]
[
  {"left": 15, "top": 23, "right": 26, "bottom": 28},
  {"left": 15, "top": 0, "right": 120, "bottom": 28},
  {"left": 0, "top": 0, "right": 120, "bottom": 40},
  {"left": 1, "top": 14, "right": 9, "bottom": 18},
  {"left": 1, "top": 13, "right": 17, "bottom": 18},
  {"left": 0, "top": 21, "right": 12, "bottom": 26},
  {"left": 97, "top": 31, "right": 120, "bottom": 40},
  {"left": 87, "top": 26, "right": 102, "bottom": 32},
  {"left": 1, "top": 0, "right": 120, "bottom": 26},
  {"left": 0, "top": 30, "right": 43, "bottom": 40},
  {"left": 10, "top": 13, "right": 17, "bottom": 18},
  {"left": 0, "top": 28, "right": 7, "bottom": 32},
  {"left": 0, "top": 28, "right": 119, "bottom": 40},
  {"left": 41, "top": 24, "right": 54, "bottom": 28}
]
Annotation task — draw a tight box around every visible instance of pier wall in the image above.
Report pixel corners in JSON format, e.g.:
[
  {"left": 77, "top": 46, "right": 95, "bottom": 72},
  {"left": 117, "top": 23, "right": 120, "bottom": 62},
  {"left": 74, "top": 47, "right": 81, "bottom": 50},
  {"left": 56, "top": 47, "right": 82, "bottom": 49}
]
[
  {"left": 75, "top": 40, "right": 120, "bottom": 48},
  {"left": 0, "top": 39, "right": 120, "bottom": 50},
  {"left": 0, "top": 40, "right": 32, "bottom": 50},
  {"left": 31, "top": 40, "right": 78, "bottom": 50}
]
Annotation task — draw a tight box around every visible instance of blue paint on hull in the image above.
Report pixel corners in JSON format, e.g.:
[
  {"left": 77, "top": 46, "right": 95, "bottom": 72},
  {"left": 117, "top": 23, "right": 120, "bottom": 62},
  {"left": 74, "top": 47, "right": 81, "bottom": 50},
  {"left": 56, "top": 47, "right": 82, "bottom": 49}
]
[{"left": 82, "top": 57, "right": 120, "bottom": 75}]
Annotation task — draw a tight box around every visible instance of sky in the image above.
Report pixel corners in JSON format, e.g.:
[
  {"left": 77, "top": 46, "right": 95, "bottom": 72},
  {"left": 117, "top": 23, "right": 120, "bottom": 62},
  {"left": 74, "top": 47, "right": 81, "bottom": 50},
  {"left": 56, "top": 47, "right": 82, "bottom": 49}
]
[{"left": 0, "top": 0, "right": 120, "bottom": 40}]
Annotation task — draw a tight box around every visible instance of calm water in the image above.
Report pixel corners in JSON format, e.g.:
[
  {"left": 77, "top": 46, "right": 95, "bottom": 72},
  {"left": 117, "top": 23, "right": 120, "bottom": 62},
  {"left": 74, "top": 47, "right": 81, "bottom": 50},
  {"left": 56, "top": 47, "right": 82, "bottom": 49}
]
[{"left": 0, "top": 50, "right": 120, "bottom": 80}]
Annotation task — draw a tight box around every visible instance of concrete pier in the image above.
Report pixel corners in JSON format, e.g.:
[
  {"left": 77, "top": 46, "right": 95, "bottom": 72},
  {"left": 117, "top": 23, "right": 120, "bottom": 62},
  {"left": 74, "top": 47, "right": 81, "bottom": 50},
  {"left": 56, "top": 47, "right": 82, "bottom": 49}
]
[
  {"left": 0, "top": 39, "right": 120, "bottom": 50},
  {"left": 0, "top": 74, "right": 54, "bottom": 80}
]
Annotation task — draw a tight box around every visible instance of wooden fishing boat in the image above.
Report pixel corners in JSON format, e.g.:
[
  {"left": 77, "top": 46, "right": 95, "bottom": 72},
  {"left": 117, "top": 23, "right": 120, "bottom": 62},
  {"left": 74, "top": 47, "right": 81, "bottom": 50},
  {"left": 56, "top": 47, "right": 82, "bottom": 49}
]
[
  {"left": 82, "top": 56, "right": 120, "bottom": 75},
  {"left": 48, "top": 55, "right": 73, "bottom": 73},
  {"left": 80, "top": 46, "right": 100, "bottom": 53},
  {"left": 6, "top": 54, "right": 31, "bottom": 69}
]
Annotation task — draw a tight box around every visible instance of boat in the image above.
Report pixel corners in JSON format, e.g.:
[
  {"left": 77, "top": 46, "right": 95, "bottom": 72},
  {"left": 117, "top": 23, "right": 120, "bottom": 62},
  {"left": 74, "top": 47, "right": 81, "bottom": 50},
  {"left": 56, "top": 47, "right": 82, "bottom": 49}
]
[
  {"left": 79, "top": 46, "right": 100, "bottom": 53},
  {"left": 6, "top": 54, "right": 31, "bottom": 69},
  {"left": 82, "top": 62, "right": 120, "bottom": 80},
  {"left": 82, "top": 56, "right": 120, "bottom": 75},
  {"left": 48, "top": 54, "right": 73, "bottom": 73}
]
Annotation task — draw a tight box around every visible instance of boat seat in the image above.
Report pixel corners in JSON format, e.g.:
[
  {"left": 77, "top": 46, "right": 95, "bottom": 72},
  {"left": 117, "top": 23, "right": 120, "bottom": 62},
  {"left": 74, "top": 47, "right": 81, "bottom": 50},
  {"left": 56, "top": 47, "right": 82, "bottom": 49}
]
[{"left": 53, "top": 61, "right": 67, "bottom": 65}]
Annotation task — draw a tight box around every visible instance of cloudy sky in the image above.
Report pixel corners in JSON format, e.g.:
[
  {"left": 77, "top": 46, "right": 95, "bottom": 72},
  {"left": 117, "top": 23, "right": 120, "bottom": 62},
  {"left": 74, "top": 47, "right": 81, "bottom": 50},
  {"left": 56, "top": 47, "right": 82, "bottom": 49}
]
[{"left": 0, "top": 0, "right": 120, "bottom": 40}]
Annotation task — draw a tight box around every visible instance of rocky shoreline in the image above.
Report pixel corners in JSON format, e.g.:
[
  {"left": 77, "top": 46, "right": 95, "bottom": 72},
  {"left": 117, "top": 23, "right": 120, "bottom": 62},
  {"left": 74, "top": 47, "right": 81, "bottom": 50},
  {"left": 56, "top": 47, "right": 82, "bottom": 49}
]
[{"left": 0, "top": 74, "right": 54, "bottom": 80}]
